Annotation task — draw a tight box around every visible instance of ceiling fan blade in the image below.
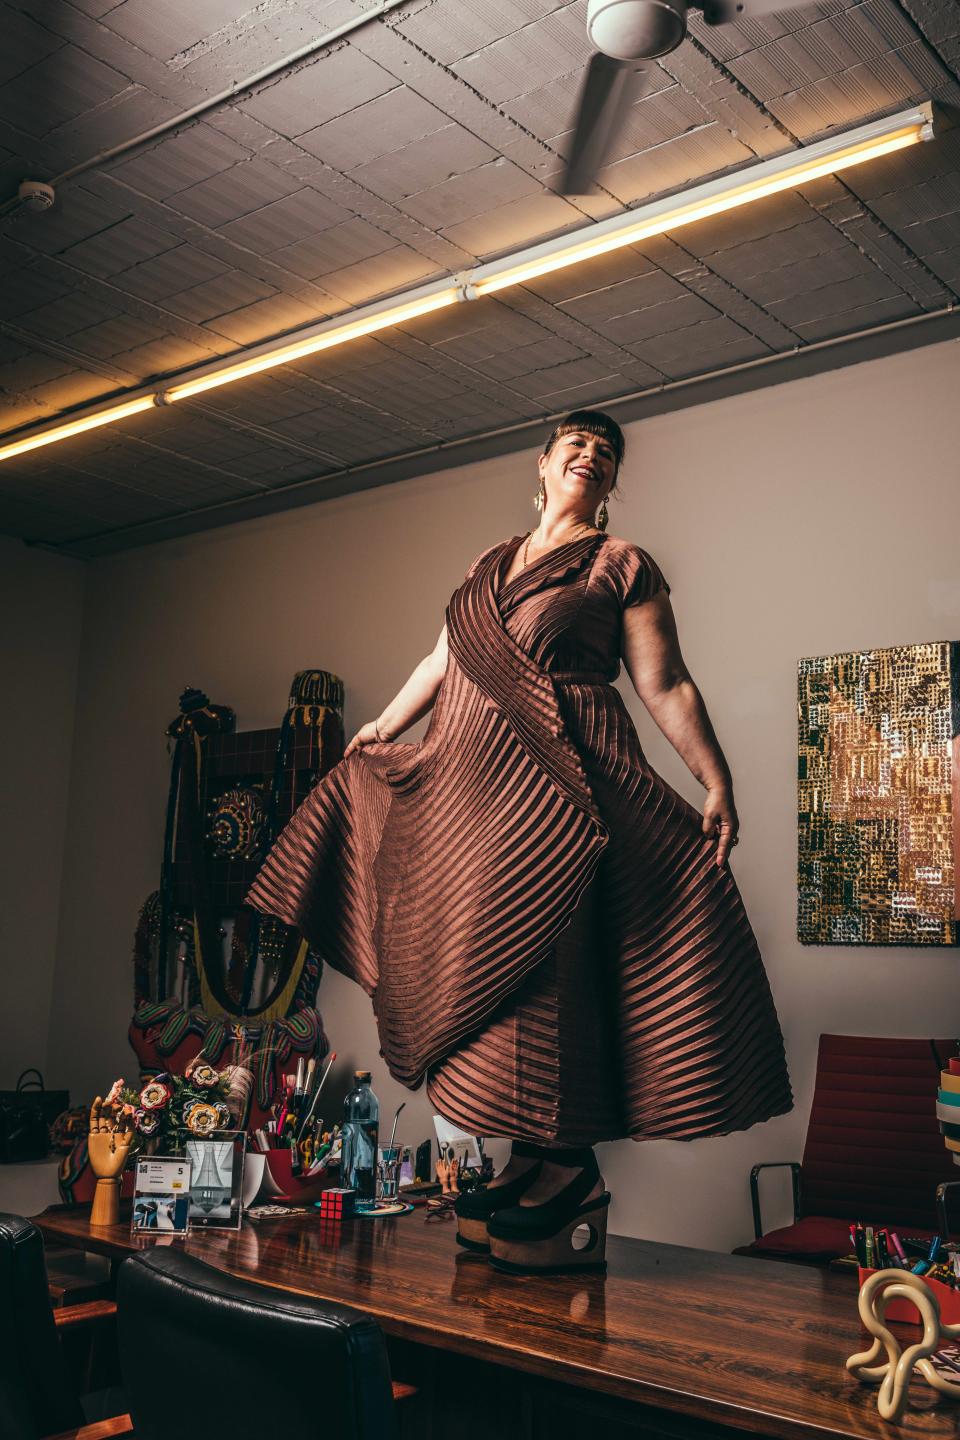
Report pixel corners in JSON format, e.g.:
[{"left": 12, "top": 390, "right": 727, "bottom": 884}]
[{"left": 560, "top": 53, "right": 648, "bottom": 196}]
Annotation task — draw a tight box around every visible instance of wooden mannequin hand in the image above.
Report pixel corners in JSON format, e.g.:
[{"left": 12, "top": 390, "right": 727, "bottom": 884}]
[{"left": 87, "top": 1096, "right": 135, "bottom": 1180}]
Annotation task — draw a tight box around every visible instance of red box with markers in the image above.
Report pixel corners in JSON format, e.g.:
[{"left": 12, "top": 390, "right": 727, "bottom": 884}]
[{"left": 858, "top": 1268, "right": 960, "bottom": 1326}]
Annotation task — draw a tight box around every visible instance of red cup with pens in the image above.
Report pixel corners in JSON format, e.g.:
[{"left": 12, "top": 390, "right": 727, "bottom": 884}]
[
  {"left": 251, "top": 1051, "right": 342, "bottom": 1202},
  {"left": 853, "top": 1223, "right": 960, "bottom": 1325}
]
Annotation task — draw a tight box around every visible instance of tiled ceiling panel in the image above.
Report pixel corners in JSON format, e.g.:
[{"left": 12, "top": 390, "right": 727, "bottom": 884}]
[{"left": 1, "top": 0, "right": 959, "bottom": 554}]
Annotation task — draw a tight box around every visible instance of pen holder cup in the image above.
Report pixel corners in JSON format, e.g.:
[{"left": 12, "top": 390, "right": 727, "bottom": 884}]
[
  {"left": 858, "top": 1267, "right": 960, "bottom": 1326},
  {"left": 263, "top": 1148, "right": 340, "bottom": 1204}
]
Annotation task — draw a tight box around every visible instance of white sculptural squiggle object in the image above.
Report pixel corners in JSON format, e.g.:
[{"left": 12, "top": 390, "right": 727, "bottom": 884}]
[{"left": 846, "top": 1268, "right": 960, "bottom": 1422}]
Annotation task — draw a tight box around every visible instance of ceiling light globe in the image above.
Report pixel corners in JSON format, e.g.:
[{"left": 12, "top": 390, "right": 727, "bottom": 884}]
[{"left": 586, "top": 0, "right": 687, "bottom": 59}]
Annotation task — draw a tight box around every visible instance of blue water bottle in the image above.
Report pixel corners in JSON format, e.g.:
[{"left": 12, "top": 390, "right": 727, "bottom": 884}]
[{"left": 341, "top": 1070, "right": 379, "bottom": 1200}]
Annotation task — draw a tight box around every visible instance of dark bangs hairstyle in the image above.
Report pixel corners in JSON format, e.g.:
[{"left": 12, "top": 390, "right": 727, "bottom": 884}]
[{"left": 542, "top": 410, "right": 626, "bottom": 487}]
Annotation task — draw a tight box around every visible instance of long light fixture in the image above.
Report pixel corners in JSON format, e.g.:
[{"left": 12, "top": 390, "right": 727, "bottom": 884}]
[
  {"left": 164, "top": 280, "right": 463, "bottom": 401},
  {"left": 0, "top": 395, "right": 157, "bottom": 461},
  {"left": 0, "top": 102, "right": 934, "bottom": 464},
  {"left": 469, "top": 106, "right": 934, "bottom": 297}
]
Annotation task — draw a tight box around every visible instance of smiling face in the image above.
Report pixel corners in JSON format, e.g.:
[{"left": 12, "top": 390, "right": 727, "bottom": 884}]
[{"left": 538, "top": 429, "right": 619, "bottom": 519}]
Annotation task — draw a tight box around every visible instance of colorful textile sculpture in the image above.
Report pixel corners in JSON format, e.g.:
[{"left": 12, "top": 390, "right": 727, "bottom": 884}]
[
  {"left": 207, "top": 785, "right": 267, "bottom": 860},
  {"left": 133, "top": 890, "right": 198, "bottom": 1011},
  {"left": 266, "top": 670, "right": 344, "bottom": 839},
  {"left": 63, "top": 680, "right": 343, "bottom": 1208},
  {"left": 129, "top": 973, "right": 326, "bottom": 1112}
]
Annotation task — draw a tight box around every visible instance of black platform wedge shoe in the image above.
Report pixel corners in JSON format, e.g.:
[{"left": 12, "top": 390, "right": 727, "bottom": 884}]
[
  {"left": 486, "top": 1146, "right": 610, "bottom": 1275},
  {"left": 454, "top": 1141, "right": 543, "bottom": 1253}
]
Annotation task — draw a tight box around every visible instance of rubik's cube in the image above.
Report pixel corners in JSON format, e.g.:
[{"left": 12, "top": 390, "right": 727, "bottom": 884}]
[{"left": 317, "top": 1187, "right": 356, "bottom": 1220}]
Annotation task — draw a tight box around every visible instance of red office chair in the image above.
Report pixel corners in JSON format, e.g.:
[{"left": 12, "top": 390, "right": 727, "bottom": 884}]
[{"left": 734, "top": 1034, "right": 958, "bottom": 1264}]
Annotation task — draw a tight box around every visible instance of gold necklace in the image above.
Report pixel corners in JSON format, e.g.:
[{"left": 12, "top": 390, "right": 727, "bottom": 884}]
[{"left": 522, "top": 522, "right": 595, "bottom": 568}]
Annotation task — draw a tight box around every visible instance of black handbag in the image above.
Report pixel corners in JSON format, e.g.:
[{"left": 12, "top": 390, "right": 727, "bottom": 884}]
[{"left": 0, "top": 1070, "right": 68, "bottom": 1163}]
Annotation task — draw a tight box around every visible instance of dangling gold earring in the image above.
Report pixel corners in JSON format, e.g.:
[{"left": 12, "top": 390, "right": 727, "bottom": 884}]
[
  {"left": 534, "top": 478, "right": 546, "bottom": 511},
  {"left": 597, "top": 498, "right": 608, "bottom": 532}
]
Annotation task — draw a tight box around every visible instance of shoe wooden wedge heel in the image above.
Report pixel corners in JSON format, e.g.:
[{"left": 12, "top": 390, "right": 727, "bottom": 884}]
[
  {"left": 489, "top": 1193, "right": 610, "bottom": 1274},
  {"left": 453, "top": 1141, "right": 542, "bottom": 1253},
  {"left": 486, "top": 1145, "right": 610, "bottom": 1275},
  {"left": 455, "top": 1214, "right": 492, "bottom": 1252}
]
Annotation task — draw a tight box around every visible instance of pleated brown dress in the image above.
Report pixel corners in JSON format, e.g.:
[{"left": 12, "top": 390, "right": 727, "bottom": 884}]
[{"left": 246, "top": 533, "right": 792, "bottom": 1144}]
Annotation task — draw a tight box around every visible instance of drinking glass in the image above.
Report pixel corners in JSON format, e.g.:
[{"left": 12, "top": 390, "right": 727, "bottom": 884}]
[{"left": 377, "top": 1144, "right": 403, "bottom": 1201}]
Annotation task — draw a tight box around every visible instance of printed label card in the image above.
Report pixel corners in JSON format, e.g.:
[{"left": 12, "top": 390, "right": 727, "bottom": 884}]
[{"left": 132, "top": 1157, "right": 192, "bottom": 1234}]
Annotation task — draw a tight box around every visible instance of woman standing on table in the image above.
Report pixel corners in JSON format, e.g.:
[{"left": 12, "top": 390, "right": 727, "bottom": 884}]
[{"left": 247, "top": 409, "right": 792, "bottom": 1273}]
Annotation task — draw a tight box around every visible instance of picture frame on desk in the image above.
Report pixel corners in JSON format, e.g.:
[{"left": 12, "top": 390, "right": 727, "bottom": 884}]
[
  {"left": 131, "top": 1157, "right": 192, "bottom": 1233},
  {"left": 184, "top": 1131, "right": 245, "bottom": 1229}
]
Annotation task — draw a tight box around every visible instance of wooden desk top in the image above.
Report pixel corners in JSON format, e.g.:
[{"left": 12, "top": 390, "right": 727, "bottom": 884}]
[{"left": 37, "top": 1203, "right": 960, "bottom": 1440}]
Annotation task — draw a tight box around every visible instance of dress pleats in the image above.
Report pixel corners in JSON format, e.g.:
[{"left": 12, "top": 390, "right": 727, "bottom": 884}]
[{"left": 247, "top": 532, "right": 792, "bottom": 1142}]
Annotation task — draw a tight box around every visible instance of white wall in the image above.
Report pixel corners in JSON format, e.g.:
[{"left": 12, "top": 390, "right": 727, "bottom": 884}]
[
  {"left": 0, "top": 536, "right": 85, "bottom": 1091},
  {"left": 46, "top": 335, "right": 960, "bottom": 1250}
]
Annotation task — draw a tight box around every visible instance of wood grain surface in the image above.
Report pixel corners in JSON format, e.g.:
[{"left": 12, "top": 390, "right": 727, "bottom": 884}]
[{"left": 37, "top": 1204, "right": 960, "bottom": 1440}]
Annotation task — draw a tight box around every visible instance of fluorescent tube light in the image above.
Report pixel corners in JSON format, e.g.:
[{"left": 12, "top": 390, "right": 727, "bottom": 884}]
[
  {"left": 471, "top": 111, "right": 932, "bottom": 296},
  {"left": 0, "top": 103, "right": 934, "bottom": 464},
  {"left": 164, "top": 282, "right": 463, "bottom": 401},
  {"left": 0, "top": 395, "right": 156, "bottom": 462}
]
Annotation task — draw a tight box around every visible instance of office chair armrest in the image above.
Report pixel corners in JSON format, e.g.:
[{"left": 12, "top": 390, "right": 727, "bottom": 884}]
[
  {"left": 937, "top": 1180, "right": 960, "bottom": 1242},
  {"left": 47, "top": 1416, "right": 133, "bottom": 1440},
  {"left": 750, "top": 1162, "right": 802, "bottom": 1240},
  {"left": 53, "top": 1300, "right": 117, "bottom": 1330}
]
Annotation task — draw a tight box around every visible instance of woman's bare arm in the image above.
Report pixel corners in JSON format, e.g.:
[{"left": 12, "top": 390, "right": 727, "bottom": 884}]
[
  {"left": 620, "top": 595, "right": 739, "bottom": 866},
  {"left": 343, "top": 626, "right": 448, "bottom": 757}
]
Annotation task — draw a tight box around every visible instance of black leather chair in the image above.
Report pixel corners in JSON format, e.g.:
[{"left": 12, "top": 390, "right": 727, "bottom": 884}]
[
  {"left": 0, "top": 1211, "right": 126, "bottom": 1440},
  {"left": 117, "top": 1248, "right": 400, "bottom": 1440}
]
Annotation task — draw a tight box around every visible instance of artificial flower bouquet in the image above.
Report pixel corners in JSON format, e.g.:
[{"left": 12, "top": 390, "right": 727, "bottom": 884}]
[{"left": 106, "top": 1055, "right": 252, "bottom": 1156}]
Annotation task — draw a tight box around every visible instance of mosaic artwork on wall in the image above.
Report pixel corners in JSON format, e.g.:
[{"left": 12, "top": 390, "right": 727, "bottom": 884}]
[{"left": 798, "top": 641, "right": 960, "bottom": 946}]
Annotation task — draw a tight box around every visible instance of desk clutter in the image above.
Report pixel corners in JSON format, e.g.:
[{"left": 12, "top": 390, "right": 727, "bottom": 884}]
[{"left": 83, "top": 1050, "right": 492, "bottom": 1239}]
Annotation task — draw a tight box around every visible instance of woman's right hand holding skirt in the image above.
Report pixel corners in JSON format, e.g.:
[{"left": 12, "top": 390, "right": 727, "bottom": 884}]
[{"left": 344, "top": 721, "right": 389, "bottom": 758}]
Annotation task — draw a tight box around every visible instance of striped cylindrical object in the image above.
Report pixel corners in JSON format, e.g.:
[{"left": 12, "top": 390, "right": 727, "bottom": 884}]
[{"left": 940, "top": 1064, "right": 960, "bottom": 1164}]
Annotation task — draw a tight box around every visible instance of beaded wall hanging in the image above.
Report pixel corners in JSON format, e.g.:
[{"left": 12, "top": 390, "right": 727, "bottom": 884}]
[{"left": 798, "top": 641, "right": 960, "bottom": 945}]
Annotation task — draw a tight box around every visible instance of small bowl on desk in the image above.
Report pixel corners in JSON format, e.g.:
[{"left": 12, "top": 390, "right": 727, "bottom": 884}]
[{"left": 263, "top": 1148, "right": 340, "bottom": 1203}]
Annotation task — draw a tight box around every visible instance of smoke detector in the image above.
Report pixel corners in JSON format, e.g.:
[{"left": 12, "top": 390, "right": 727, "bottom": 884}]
[{"left": 18, "top": 180, "right": 56, "bottom": 213}]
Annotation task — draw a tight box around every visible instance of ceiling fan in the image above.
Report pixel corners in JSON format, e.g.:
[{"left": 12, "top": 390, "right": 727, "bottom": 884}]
[{"left": 562, "top": 0, "right": 800, "bottom": 194}]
